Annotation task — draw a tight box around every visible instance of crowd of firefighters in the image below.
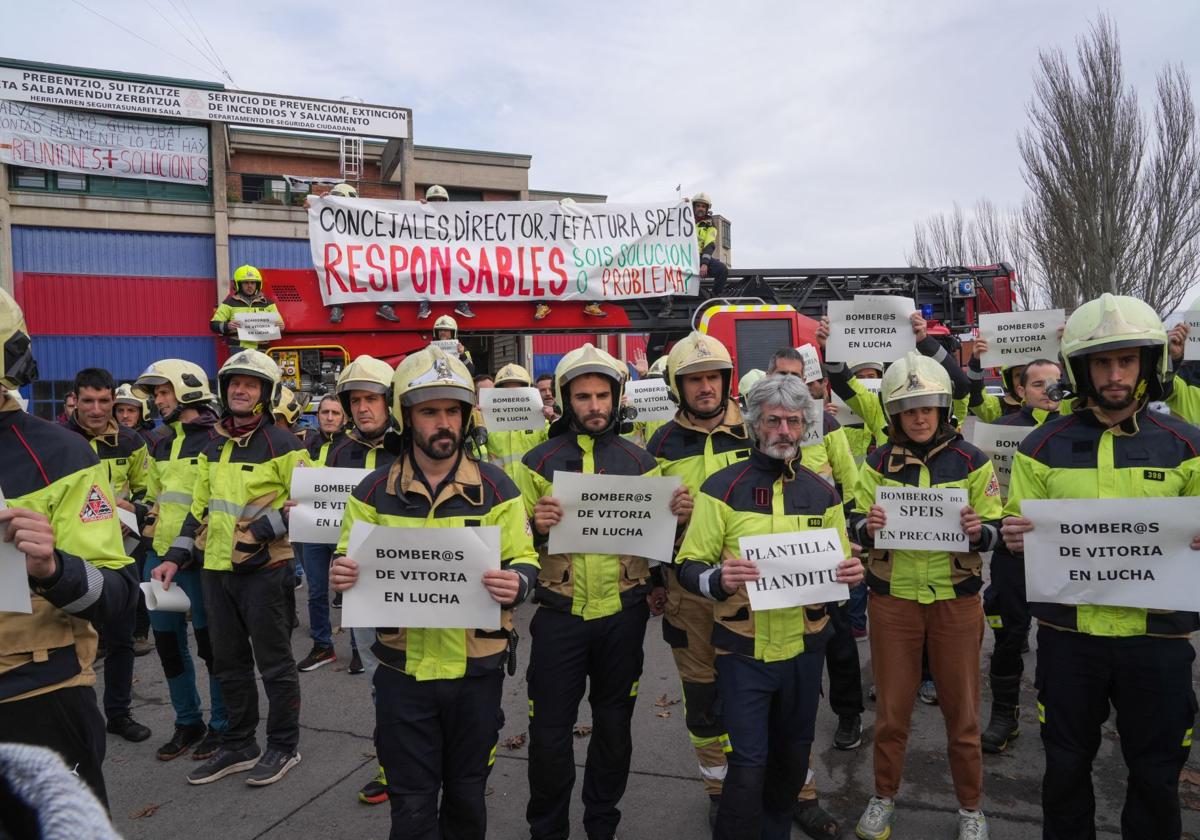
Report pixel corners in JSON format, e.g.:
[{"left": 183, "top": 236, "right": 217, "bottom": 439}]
[{"left": 3, "top": 188, "right": 1200, "bottom": 840}]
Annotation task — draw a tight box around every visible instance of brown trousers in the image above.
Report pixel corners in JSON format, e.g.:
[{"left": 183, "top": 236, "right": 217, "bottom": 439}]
[{"left": 868, "top": 591, "right": 984, "bottom": 809}]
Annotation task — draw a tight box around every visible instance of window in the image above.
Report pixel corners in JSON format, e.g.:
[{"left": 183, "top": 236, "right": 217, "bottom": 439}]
[
  {"left": 8, "top": 165, "right": 210, "bottom": 201},
  {"left": 56, "top": 173, "right": 87, "bottom": 191},
  {"left": 13, "top": 168, "right": 47, "bottom": 189},
  {"left": 30, "top": 379, "right": 73, "bottom": 422}
]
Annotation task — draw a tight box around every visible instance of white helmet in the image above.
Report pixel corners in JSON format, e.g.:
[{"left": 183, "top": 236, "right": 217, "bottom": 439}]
[{"left": 425, "top": 184, "right": 449, "bottom": 201}]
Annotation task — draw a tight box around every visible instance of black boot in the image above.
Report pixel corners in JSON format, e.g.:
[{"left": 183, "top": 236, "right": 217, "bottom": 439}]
[
  {"left": 981, "top": 674, "right": 1021, "bottom": 754},
  {"left": 793, "top": 797, "right": 840, "bottom": 839}
]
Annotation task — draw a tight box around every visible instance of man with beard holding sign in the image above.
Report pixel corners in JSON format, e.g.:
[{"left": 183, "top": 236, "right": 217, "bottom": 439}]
[
  {"left": 1002, "top": 294, "right": 1200, "bottom": 840},
  {"left": 329, "top": 346, "right": 539, "bottom": 840},
  {"left": 674, "top": 372, "right": 863, "bottom": 840}
]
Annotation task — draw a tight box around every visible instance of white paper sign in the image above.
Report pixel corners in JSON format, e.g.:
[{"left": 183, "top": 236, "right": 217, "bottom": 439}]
[
  {"left": 831, "top": 377, "right": 882, "bottom": 426},
  {"left": 797, "top": 344, "right": 823, "bottom": 383},
  {"left": 431, "top": 339, "right": 461, "bottom": 355},
  {"left": 289, "top": 467, "right": 372, "bottom": 544},
  {"left": 140, "top": 580, "right": 191, "bottom": 613},
  {"left": 970, "top": 422, "right": 1034, "bottom": 496},
  {"left": 548, "top": 471, "right": 682, "bottom": 563},
  {"left": 0, "top": 488, "right": 32, "bottom": 614},
  {"left": 626, "top": 379, "right": 677, "bottom": 423},
  {"left": 874, "top": 486, "right": 968, "bottom": 552},
  {"left": 1168, "top": 311, "right": 1200, "bottom": 361},
  {"left": 236, "top": 312, "right": 282, "bottom": 343},
  {"left": 478, "top": 387, "right": 545, "bottom": 431},
  {"left": 341, "top": 522, "right": 501, "bottom": 629},
  {"left": 117, "top": 507, "right": 138, "bottom": 534},
  {"left": 799, "top": 402, "right": 826, "bottom": 447},
  {"left": 740, "top": 529, "right": 849, "bottom": 611},
  {"left": 1023, "top": 497, "right": 1200, "bottom": 612},
  {"left": 824, "top": 295, "right": 916, "bottom": 364},
  {"left": 978, "top": 310, "right": 1065, "bottom": 368}
]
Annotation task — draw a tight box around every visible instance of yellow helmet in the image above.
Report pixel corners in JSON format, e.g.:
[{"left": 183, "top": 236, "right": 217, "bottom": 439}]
[
  {"left": 273, "top": 386, "right": 303, "bottom": 427},
  {"left": 738, "top": 368, "right": 766, "bottom": 398},
  {"left": 114, "top": 383, "right": 150, "bottom": 420},
  {"left": 232, "top": 264, "right": 263, "bottom": 295},
  {"left": 666, "top": 331, "right": 733, "bottom": 412},
  {"left": 1060, "top": 293, "right": 1168, "bottom": 401},
  {"left": 336, "top": 354, "right": 394, "bottom": 415},
  {"left": 329, "top": 182, "right": 358, "bottom": 198},
  {"left": 134, "top": 358, "right": 213, "bottom": 405},
  {"left": 0, "top": 288, "right": 37, "bottom": 390},
  {"left": 646, "top": 355, "right": 668, "bottom": 379},
  {"left": 217, "top": 349, "right": 282, "bottom": 416},
  {"left": 880, "top": 351, "right": 952, "bottom": 421},
  {"left": 551, "top": 343, "right": 627, "bottom": 436},
  {"left": 391, "top": 346, "right": 475, "bottom": 435},
  {"left": 433, "top": 314, "right": 458, "bottom": 338},
  {"left": 495, "top": 362, "right": 533, "bottom": 388},
  {"left": 425, "top": 184, "right": 449, "bottom": 202}
]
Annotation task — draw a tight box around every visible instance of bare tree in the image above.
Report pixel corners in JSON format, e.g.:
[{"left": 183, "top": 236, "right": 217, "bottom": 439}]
[{"left": 1019, "top": 15, "right": 1200, "bottom": 314}]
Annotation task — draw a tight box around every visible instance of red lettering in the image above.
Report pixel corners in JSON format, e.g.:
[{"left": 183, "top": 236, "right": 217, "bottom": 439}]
[
  {"left": 323, "top": 244, "right": 348, "bottom": 295},
  {"left": 429, "top": 247, "right": 452, "bottom": 295},
  {"left": 344, "top": 245, "right": 366, "bottom": 293},
  {"left": 496, "top": 247, "right": 515, "bottom": 297},
  {"left": 455, "top": 248, "right": 476, "bottom": 294},
  {"left": 410, "top": 247, "right": 428, "bottom": 295},
  {"left": 365, "top": 244, "right": 387, "bottom": 292},
  {"left": 548, "top": 248, "right": 568, "bottom": 296},
  {"left": 477, "top": 249, "right": 494, "bottom": 294},
  {"left": 389, "top": 246, "right": 408, "bottom": 294},
  {"left": 528, "top": 247, "right": 545, "bottom": 296}
]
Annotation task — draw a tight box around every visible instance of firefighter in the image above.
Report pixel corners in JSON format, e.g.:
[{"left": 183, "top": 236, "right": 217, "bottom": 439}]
[
  {"left": 534, "top": 198, "right": 607, "bottom": 321},
  {"left": 487, "top": 363, "right": 549, "bottom": 481},
  {"left": 155, "top": 349, "right": 305, "bottom": 787},
  {"left": 850, "top": 352, "right": 1001, "bottom": 840},
  {"left": 966, "top": 337, "right": 1024, "bottom": 422},
  {"left": 297, "top": 355, "right": 396, "bottom": 677},
  {"left": 272, "top": 385, "right": 305, "bottom": 435},
  {"left": 737, "top": 369, "right": 765, "bottom": 408},
  {"left": 0, "top": 288, "right": 136, "bottom": 806},
  {"left": 306, "top": 394, "right": 348, "bottom": 466},
  {"left": 114, "top": 383, "right": 157, "bottom": 444},
  {"left": 675, "top": 372, "right": 863, "bottom": 840},
  {"left": 1002, "top": 294, "right": 1200, "bottom": 839},
  {"left": 63, "top": 367, "right": 154, "bottom": 744},
  {"left": 420, "top": 185, "right": 475, "bottom": 321},
  {"left": 659, "top": 193, "right": 728, "bottom": 319},
  {"left": 209, "top": 264, "right": 284, "bottom": 352},
  {"left": 329, "top": 346, "right": 539, "bottom": 840},
  {"left": 133, "top": 358, "right": 230, "bottom": 762},
  {"left": 321, "top": 183, "right": 366, "bottom": 324},
  {"left": 516, "top": 343, "right": 688, "bottom": 840},
  {"left": 978, "top": 358, "right": 1061, "bottom": 756},
  {"left": 432, "top": 314, "right": 477, "bottom": 376},
  {"left": 1165, "top": 320, "right": 1200, "bottom": 423}
]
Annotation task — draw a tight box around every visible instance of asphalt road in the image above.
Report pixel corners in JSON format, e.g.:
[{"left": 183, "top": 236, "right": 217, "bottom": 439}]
[{"left": 96, "top": 592, "right": 1200, "bottom": 839}]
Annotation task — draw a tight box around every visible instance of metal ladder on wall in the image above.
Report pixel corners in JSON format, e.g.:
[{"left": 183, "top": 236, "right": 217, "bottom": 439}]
[{"left": 339, "top": 136, "right": 363, "bottom": 183}]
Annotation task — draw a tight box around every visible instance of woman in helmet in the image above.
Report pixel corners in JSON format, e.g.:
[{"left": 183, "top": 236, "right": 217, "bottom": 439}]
[
  {"left": 849, "top": 351, "right": 1002, "bottom": 840},
  {"left": 432, "top": 314, "right": 476, "bottom": 376},
  {"left": 209, "top": 264, "right": 284, "bottom": 352}
]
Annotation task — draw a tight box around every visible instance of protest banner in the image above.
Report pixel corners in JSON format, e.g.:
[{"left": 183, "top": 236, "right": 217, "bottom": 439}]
[
  {"left": 978, "top": 309, "right": 1065, "bottom": 368},
  {"left": 1023, "top": 497, "right": 1200, "bottom": 612},
  {"left": 797, "top": 344, "right": 823, "bottom": 383},
  {"left": 0, "top": 68, "right": 410, "bottom": 139},
  {"left": 307, "top": 197, "right": 699, "bottom": 306},
  {"left": 478, "top": 387, "right": 545, "bottom": 431},
  {"left": 831, "top": 377, "right": 882, "bottom": 426},
  {"left": 289, "top": 466, "right": 372, "bottom": 544},
  {"left": 874, "top": 486, "right": 968, "bottom": 552},
  {"left": 341, "top": 522, "right": 501, "bottom": 629},
  {"left": 431, "top": 339, "right": 460, "bottom": 355},
  {"left": 548, "top": 471, "right": 681, "bottom": 563},
  {"left": 0, "top": 99, "right": 209, "bottom": 185},
  {"left": 0, "top": 488, "right": 31, "bottom": 614},
  {"left": 824, "top": 295, "right": 916, "bottom": 364},
  {"left": 236, "top": 312, "right": 282, "bottom": 343},
  {"left": 740, "top": 529, "right": 849, "bottom": 611},
  {"left": 970, "top": 422, "right": 1034, "bottom": 495},
  {"left": 625, "top": 378, "right": 677, "bottom": 423}
]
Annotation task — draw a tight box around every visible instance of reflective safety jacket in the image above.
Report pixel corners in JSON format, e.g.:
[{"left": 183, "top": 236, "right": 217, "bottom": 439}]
[
  {"left": 1166, "top": 373, "right": 1200, "bottom": 426},
  {"left": 1005, "top": 403, "right": 1200, "bottom": 638},
  {"left": 967, "top": 359, "right": 1022, "bottom": 423},
  {"left": 825, "top": 368, "right": 888, "bottom": 447},
  {"left": 209, "top": 291, "right": 282, "bottom": 350},
  {"left": 801, "top": 412, "right": 858, "bottom": 498},
  {"left": 851, "top": 431, "right": 1003, "bottom": 602},
  {"left": 336, "top": 452, "right": 539, "bottom": 681},
  {"left": 144, "top": 409, "right": 220, "bottom": 556},
  {"left": 675, "top": 447, "right": 850, "bottom": 662},
  {"left": 697, "top": 220, "right": 718, "bottom": 258},
  {"left": 63, "top": 414, "right": 150, "bottom": 506},
  {"left": 488, "top": 424, "right": 549, "bottom": 482},
  {"left": 167, "top": 416, "right": 304, "bottom": 573},
  {"left": 515, "top": 427, "right": 661, "bottom": 620},
  {"left": 305, "top": 428, "right": 347, "bottom": 467},
  {"left": 0, "top": 398, "right": 134, "bottom": 703}
]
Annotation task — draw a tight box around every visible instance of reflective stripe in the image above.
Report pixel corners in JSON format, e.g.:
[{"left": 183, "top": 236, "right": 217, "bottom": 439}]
[
  {"left": 493, "top": 452, "right": 520, "bottom": 468},
  {"left": 208, "top": 498, "right": 245, "bottom": 517},
  {"left": 718, "top": 734, "right": 732, "bottom": 754},
  {"left": 61, "top": 562, "right": 104, "bottom": 614},
  {"left": 528, "top": 699, "right": 535, "bottom": 719},
  {"left": 629, "top": 680, "right": 639, "bottom": 698},
  {"left": 1184, "top": 728, "right": 1193, "bottom": 748},
  {"left": 1037, "top": 701, "right": 1046, "bottom": 724},
  {"left": 698, "top": 568, "right": 719, "bottom": 600},
  {"left": 171, "top": 536, "right": 195, "bottom": 553},
  {"left": 986, "top": 615, "right": 1004, "bottom": 629},
  {"left": 698, "top": 763, "right": 727, "bottom": 781},
  {"left": 488, "top": 743, "right": 497, "bottom": 767},
  {"left": 157, "top": 491, "right": 193, "bottom": 506}
]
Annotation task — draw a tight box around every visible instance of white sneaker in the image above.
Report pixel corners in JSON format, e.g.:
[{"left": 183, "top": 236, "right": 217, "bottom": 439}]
[
  {"left": 855, "top": 796, "right": 895, "bottom": 839},
  {"left": 957, "top": 809, "right": 989, "bottom": 840}
]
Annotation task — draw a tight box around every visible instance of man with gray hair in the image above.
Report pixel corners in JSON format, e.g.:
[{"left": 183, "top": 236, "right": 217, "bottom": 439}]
[{"left": 675, "top": 373, "right": 863, "bottom": 840}]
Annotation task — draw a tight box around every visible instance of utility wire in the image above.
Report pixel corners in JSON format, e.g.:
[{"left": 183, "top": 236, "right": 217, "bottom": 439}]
[
  {"left": 175, "top": 0, "right": 238, "bottom": 87},
  {"left": 67, "top": 0, "right": 217, "bottom": 79},
  {"left": 141, "top": 0, "right": 225, "bottom": 78}
]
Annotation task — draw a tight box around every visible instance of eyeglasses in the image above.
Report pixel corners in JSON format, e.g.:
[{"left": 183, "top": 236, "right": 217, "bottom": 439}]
[{"left": 762, "top": 415, "right": 806, "bottom": 430}]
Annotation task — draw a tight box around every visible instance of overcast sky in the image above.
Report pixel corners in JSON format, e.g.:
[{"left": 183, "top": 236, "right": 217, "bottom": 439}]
[{"left": 4, "top": 0, "right": 1200, "bottom": 275}]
